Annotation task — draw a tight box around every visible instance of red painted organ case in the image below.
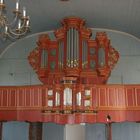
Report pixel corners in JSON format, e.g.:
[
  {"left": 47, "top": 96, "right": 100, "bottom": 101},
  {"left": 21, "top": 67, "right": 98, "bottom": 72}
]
[{"left": 0, "top": 17, "right": 140, "bottom": 124}]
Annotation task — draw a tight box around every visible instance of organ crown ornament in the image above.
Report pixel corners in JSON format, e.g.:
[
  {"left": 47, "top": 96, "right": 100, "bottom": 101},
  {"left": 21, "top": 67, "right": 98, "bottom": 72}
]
[{"left": 28, "top": 17, "right": 119, "bottom": 114}]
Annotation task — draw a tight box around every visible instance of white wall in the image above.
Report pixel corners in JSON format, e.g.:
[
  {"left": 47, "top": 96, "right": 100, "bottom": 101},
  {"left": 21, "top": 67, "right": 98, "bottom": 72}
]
[
  {"left": 112, "top": 122, "right": 140, "bottom": 140},
  {"left": 64, "top": 125, "right": 85, "bottom": 140},
  {"left": 43, "top": 123, "right": 64, "bottom": 140},
  {"left": 85, "top": 123, "right": 106, "bottom": 140},
  {"left": 2, "top": 121, "right": 29, "bottom": 140}
]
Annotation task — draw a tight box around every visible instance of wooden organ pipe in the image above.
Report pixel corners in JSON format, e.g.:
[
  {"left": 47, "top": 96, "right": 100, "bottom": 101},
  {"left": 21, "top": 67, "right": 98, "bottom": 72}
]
[{"left": 29, "top": 122, "right": 42, "bottom": 140}]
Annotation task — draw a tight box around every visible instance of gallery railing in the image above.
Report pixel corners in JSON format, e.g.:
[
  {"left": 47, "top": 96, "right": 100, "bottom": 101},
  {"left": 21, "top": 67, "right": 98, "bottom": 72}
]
[{"left": 0, "top": 84, "right": 139, "bottom": 124}]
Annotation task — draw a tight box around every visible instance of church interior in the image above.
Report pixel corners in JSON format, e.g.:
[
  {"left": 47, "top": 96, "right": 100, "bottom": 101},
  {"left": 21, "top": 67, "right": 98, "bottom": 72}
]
[{"left": 0, "top": 0, "right": 140, "bottom": 140}]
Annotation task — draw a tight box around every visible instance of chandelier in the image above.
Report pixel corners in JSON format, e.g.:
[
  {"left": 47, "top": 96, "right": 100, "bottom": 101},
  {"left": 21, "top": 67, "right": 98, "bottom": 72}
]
[{"left": 0, "top": 0, "right": 30, "bottom": 40}]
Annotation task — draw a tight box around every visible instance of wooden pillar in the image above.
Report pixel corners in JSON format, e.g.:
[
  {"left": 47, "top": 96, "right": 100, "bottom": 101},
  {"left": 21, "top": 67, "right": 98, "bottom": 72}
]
[
  {"left": 29, "top": 122, "right": 42, "bottom": 140},
  {"left": 108, "top": 123, "right": 112, "bottom": 140},
  {"left": 0, "top": 122, "right": 2, "bottom": 140},
  {"left": 106, "top": 123, "right": 112, "bottom": 140}
]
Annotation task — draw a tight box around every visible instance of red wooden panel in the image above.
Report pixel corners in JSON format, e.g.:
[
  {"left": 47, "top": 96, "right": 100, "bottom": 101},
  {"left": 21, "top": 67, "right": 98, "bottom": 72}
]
[
  {"left": 117, "top": 88, "right": 126, "bottom": 106},
  {"left": 126, "top": 88, "right": 135, "bottom": 106},
  {"left": 98, "top": 88, "right": 107, "bottom": 106},
  {"left": 0, "top": 85, "right": 140, "bottom": 123},
  {"left": 43, "top": 88, "right": 48, "bottom": 107},
  {"left": 33, "top": 88, "right": 39, "bottom": 106},
  {"left": 10, "top": 89, "right": 16, "bottom": 106},
  {"left": 25, "top": 89, "right": 31, "bottom": 106},
  {"left": 91, "top": 87, "right": 97, "bottom": 107},
  {"left": 108, "top": 88, "right": 116, "bottom": 106},
  {"left": 135, "top": 88, "right": 140, "bottom": 106},
  {"left": 18, "top": 89, "right": 25, "bottom": 106},
  {"left": 0, "top": 90, "right": 3, "bottom": 106},
  {"left": 2, "top": 89, "right": 8, "bottom": 106}
]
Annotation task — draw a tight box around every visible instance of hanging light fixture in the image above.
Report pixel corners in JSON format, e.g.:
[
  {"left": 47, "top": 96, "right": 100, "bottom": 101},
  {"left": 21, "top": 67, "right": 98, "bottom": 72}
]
[{"left": 0, "top": 0, "right": 30, "bottom": 40}]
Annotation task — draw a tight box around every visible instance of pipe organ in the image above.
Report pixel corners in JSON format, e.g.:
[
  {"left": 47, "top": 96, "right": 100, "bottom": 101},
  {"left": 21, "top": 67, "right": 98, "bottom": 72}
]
[
  {"left": 28, "top": 17, "right": 119, "bottom": 85},
  {"left": 27, "top": 17, "right": 120, "bottom": 115},
  {"left": 1, "top": 16, "right": 140, "bottom": 140},
  {"left": 2, "top": 17, "right": 140, "bottom": 125}
]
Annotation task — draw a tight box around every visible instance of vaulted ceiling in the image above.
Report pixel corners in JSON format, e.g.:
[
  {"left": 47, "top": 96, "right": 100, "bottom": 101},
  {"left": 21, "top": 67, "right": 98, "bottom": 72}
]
[{"left": 0, "top": 0, "right": 140, "bottom": 53}]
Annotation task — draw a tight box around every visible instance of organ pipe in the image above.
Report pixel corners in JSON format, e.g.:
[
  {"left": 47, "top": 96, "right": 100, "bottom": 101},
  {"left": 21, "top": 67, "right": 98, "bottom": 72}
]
[
  {"left": 59, "top": 41, "right": 64, "bottom": 69},
  {"left": 82, "top": 40, "right": 88, "bottom": 69},
  {"left": 74, "top": 29, "right": 76, "bottom": 66},
  {"left": 66, "top": 28, "right": 79, "bottom": 68},
  {"left": 67, "top": 30, "right": 70, "bottom": 67},
  {"left": 58, "top": 41, "right": 61, "bottom": 68},
  {"left": 76, "top": 29, "right": 79, "bottom": 66},
  {"left": 27, "top": 17, "right": 120, "bottom": 120},
  {"left": 41, "top": 49, "right": 48, "bottom": 68},
  {"left": 61, "top": 42, "right": 63, "bottom": 68}
]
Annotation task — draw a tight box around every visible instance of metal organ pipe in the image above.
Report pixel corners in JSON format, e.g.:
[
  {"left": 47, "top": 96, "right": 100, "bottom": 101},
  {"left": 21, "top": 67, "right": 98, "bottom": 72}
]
[
  {"left": 82, "top": 42, "right": 84, "bottom": 68},
  {"left": 85, "top": 41, "right": 88, "bottom": 66},
  {"left": 69, "top": 29, "right": 73, "bottom": 67},
  {"left": 66, "top": 27, "right": 79, "bottom": 68},
  {"left": 67, "top": 29, "right": 70, "bottom": 67},
  {"left": 84, "top": 41, "right": 86, "bottom": 68},
  {"left": 58, "top": 42, "right": 60, "bottom": 68},
  {"left": 76, "top": 30, "right": 79, "bottom": 66},
  {"left": 58, "top": 41, "right": 64, "bottom": 69},
  {"left": 61, "top": 42, "right": 63, "bottom": 68},
  {"left": 82, "top": 40, "right": 88, "bottom": 69},
  {"left": 74, "top": 29, "right": 76, "bottom": 67},
  {"left": 71, "top": 28, "right": 73, "bottom": 68},
  {"left": 41, "top": 49, "right": 48, "bottom": 68}
]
